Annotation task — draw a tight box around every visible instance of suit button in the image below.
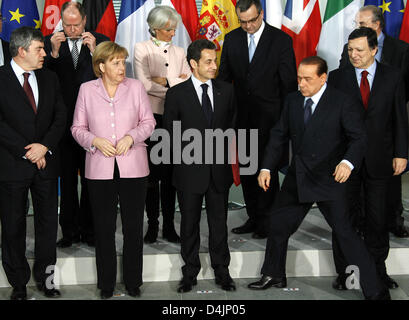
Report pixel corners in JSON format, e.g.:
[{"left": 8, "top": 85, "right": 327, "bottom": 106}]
[
  {"left": 110, "top": 112, "right": 114, "bottom": 116},
  {"left": 112, "top": 135, "right": 116, "bottom": 139},
  {"left": 164, "top": 50, "right": 167, "bottom": 53},
  {"left": 311, "top": 154, "right": 316, "bottom": 158},
  {"left": 165, "top": 63, "right": 169, "bottom": 67},
  {"left": 109, "top": 103, "right": 113, "bottom": 107},
  {"left": 111, "top": 123, "right": 115, "bottom": 127}
]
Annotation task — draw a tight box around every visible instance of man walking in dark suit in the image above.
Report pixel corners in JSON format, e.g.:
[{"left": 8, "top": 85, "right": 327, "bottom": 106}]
[
  {"left": 44, "top": 1, "right": 109, "bottom": 248},
  {"left": 218, "top": 0, "right": 297, "bottom": 239},
  {"left": 339, "top": 5, "right": 409, "bottom": 238},
  {"left": 0, "top": 27, "right": 66, "bottom": 300},
  {"left": 163, "top": 39, "right": 237, "bottom": 293},
  {"left": 247, "top": 56, "right": 389, "bottom": 300},
  {"left": 329, "top": 27, "right": 408, "bottom": 291},
  {"left": 0, "top": 12, "right": 11, "bottom": 66}
]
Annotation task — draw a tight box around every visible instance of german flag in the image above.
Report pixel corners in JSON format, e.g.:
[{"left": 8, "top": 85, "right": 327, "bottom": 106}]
[{"left": 82, "top": 0, "right": 117, "bottom": 41}]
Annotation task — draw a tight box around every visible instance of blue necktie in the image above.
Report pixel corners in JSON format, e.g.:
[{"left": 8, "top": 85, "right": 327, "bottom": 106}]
[
  {"left": 248, "top": 34, "right": 256, "bottom": 62},
  {"left": 304, "top": 98, "right": 313, "bottom": 125},
  {"left": 201, "top": 83, "right": 213, "bottom": 126}
]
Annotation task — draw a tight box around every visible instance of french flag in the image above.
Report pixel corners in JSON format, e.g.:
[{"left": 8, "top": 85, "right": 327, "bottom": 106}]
[
  {"left": 160, "top": 0, "right": 198, "bottom": 51},
  {"left": 115, "top": 0, "right": 156, "bottom": 77},
  {"left": 281, "top": 0, "right": 322, "bottom": 66}
]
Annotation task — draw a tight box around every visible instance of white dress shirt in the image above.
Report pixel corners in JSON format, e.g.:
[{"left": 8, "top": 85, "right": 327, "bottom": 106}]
[
  {"left": 247, "top": 21, "right": 265, "bottom": 48},
  {"left": 11, "top": 58, "right": 39, "bottom": 107},
  {"left": 355, "top": 60, "right": 377, "bottom": 90},
  {"left": 191, "top": 74, "right": 214, "bottom": 110},
  {"left": 0, "top": 39, "right": 4, "bottom": 67}
]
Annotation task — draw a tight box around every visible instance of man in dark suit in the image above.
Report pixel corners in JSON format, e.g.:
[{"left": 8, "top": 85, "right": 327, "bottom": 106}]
[
  {"left": 163, "top": 39, "right": 237, "bottom": 293},
  {"left": 44, "top": 1, "right": 109, "bottom": 248},
  {"left": 339, "top": 5, "right": 409, "bottom": 238},
  {"left": 218, "top": 0, "right": 297, "bottom": 239},
  {"left": 0, "top": 12, "right": 11, "bottom": 66},
  {"left": 0, "top": 27, "right": 66, "bottom": 300},
  {"left": 329, "top": 27, "right": 408, "bottom": 291},
  {"left": 247, "top": 56, "right": 389, "bottom": 300}
]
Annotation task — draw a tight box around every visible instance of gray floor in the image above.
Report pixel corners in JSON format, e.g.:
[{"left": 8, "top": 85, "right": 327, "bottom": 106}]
[{"left": 1, "top": 175, "right": 409, "bottom": 300}]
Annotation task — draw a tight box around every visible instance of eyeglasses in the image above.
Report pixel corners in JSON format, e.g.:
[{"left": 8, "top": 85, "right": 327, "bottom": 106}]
[{"left": 238, "top": 12, "right": 261, "bottom": 26}]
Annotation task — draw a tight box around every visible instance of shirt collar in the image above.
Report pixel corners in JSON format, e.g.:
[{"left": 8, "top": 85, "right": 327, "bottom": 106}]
[
  {"left": 151, "top": 37, "right": 171, "bottom": 48},
  {"left": 11, "top": 58, "right": 35, "bottom": 78},
  {"left": 191, "top": 74, "right": 212, "bottom": 88},
  {"left": 355, "top": 60, "right": 377, "bottom": 78},
  {"left": 378, "top": 31, "right": 385, "bottom": 47},
  {"left": 305, "top": 82, "right": 327, "bottom": 105}
]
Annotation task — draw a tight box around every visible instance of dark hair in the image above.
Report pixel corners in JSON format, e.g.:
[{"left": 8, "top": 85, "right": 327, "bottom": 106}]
[
  {"left": 9, "top": 26, "right": 44, "bottom": 57},
  {"left": 299, "top": 56, "right": 328, "bottom": 76},
  {"left": 348, "top": 27, "right": 378, "bottom": 50},
  {"left": 61, "top": 1, "right": 86, "bottom": 20},
  {"left": 360, "top": 5, "right": 385, "bottom": 30},
  {"left": 236, "top": 0, "right": 262, "bottom": 14},
  {"left": 187, "top": 39, "right": 216, "bottom": 68}
]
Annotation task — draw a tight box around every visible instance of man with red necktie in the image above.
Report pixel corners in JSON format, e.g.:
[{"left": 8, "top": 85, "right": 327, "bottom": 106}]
[{"left": 328, "top": 27, "right": 408, "bottom": 292}]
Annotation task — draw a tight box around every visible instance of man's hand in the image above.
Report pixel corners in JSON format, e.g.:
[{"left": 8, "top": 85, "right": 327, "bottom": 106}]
[
  {"left": 116, "top": 135, "right": 133, "bottom": 156},
  {"left": 82, "top": 32, "right": 97, "bottom": 53},
  {"left": 152, "top": 77, "right": 167, "bottom": 87},
  {"left": 24, "top": 143, "right": 48, "bottom": 163},
  {"left": 258, "top": 170, "right": 271, "bottom": 192},
  {"left": 50, "top": 31, "right": 66, "bottom": 58},
  {"left": 35, "top": 157, "right": 47, "bottom": 170},
  {"left": 393, "top": 157, "right": 407, "bottom": 176},
  {"left": 333, "top": 162, "right": 352, "bottom": 183},
  {"left": 92, "top": 137, "right": 116, "bottom": 157}
]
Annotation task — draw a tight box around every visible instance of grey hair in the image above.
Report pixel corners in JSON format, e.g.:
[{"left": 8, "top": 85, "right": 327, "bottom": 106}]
[
  {"left": 147, "top": 5, "right": 181, "bottom": 37},
  {"left": 9, "top": 26, "right": 44, "bottom": 57},
  {"left": 360, "top": 5, "right": 385, "bottom": 30}
]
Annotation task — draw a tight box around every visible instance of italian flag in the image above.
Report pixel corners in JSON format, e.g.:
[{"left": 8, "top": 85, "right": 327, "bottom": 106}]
[{"left": 317, "top": 0, "right": 360, "bottom": 72}]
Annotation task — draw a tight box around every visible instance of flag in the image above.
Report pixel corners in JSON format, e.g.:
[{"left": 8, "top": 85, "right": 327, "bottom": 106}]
[
  {"left": 160, "top": 0, "right": 198, "bottom": 51},
  {"left": 83, "top": 0, "right": 117, "bottom": 41},
  {"left": 41, "top": 0, "right": 66, "bottom": 36},
  {"left": 317, "top": 0, "right": 360, "bottom": 71},
  {"left": 364, "top": 0, "right": 404, "bottom": 38},
  {"left": 281, "top": 0, "right": 322, "bottom": 67},
  {"left": 115, "top": 0, "right": 156, "bottom": 77},
  {"left": 0, "top": 0, "right": 40, "bottom": 42},
  {"left": 400, "top": 3, "right": 409, "bottom": 42},
  {"left": 196, "top": 0, "right": 240, "bottom": 65},
  {"left": 261, "top": 0, "right": 284, "bottom": 28}
]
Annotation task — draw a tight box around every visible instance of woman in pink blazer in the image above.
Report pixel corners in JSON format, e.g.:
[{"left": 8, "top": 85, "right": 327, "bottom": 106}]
[
  {"left": 134, "top": 5, "right": 191, "bottom": 244},
  {"left": 71, "top": 41, "right": 155, "bottom": 299}
]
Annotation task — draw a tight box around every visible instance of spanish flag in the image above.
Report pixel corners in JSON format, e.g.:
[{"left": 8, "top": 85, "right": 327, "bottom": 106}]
[{"left": 196, "top": 0, "right": 240, "bottom": 65}]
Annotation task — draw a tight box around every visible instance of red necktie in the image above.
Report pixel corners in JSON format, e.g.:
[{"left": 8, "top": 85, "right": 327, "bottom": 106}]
[
  {"left": 23, "top": 72, "right": 37, "bottom": 114},
  {"left": 360, "top": 70, "right": 370, "bottom": 110}
]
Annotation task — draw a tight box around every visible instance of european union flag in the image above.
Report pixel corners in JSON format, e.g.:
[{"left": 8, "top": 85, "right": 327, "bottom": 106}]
[
  {"left": 364, "top": 0, "right": 404, "bottom": 38},
  {"left": 0, "top": 0, "right": 40, "bottom": 42}
]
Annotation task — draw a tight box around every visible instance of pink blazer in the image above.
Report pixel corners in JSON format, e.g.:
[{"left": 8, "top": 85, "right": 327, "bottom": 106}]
[
  {"left": 71, "top": 77, "right": 156, "bottom": 180},
  {"left": 133, "top": 40, "right": 191, "bottom": 115}
]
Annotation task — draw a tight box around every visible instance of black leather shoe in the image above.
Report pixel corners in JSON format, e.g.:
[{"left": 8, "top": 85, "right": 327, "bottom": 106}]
[
  {"left": 163, "top": 228, "right": 181, "bottom": 243},
  {"left": 252, "top": 232, "right": 268, "bottom": 239},
  {"left": 144, "top": 227, "right": 158, "bottom": 243},
  {"left": 215, "top": 276, "right": 236, "bottom": 291},
  {"left": 366, "top": 289, "right": 391, "bottom": 300},
  {"left": 126, "top": 287, "right": 141, "bottom": 297},
  {"left": 56, "top": 238, "right": 73, "bottom": 248},
  {"left": 82, "top": 237, "right": 95, "bottom": 247},
  {"left": 177, "top": 278, "right": 197, "bottom": 293},
  {"left": 10, "top": 286, "right": 27, "bottom": 300},
  {"left": 332, "top": 274, "right": 348, "bottom": 290},
  {"left": 36, "top": 282, "right": 61, "bottom": 298},
  {"left": 390, "top": 226, "right": 409, "bottom": 238},
  {"left": 100, "top": 289, "right": 114, "bottom": 299},
  {"left": 231, "top": 221, "right": 255, "bottom": 234},
  {"left": 383, "top": 275, "right": 399, "bottom": 289},
  {"left": 248, "top": 275, "right": 287, "bottom": 289}
]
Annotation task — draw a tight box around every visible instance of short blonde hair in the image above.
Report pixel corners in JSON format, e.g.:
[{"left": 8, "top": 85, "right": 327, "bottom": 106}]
[{"left": 92, "top": 41, "right": 129, "bottom": 78}]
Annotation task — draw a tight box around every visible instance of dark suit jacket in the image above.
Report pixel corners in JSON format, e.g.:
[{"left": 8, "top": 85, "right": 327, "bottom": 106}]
[
  {"left": 218, "top": 23, "right": 297, "bottom": 137},
  {"left": 262, "top": 85, "right": 367, "bottom": 203},
  {"left": 43, "top": 31, "right": 109, "bottom": 140},
  {"left": 328, "top": 63, "right": 408, "bottom": 178},
  {"left": 339, "top": 34, "right": 409, "bottom": 101},
  {"left": 0, "top": 63, "right": 66, "bottom": 181},
  {"left": 1, "top": 39, "right": 11, "bottom": 65},
  {"left": 163, "top": 78, "right": 237, "bottom": 194}
]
